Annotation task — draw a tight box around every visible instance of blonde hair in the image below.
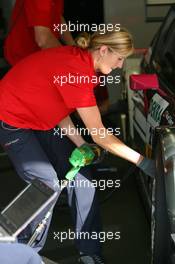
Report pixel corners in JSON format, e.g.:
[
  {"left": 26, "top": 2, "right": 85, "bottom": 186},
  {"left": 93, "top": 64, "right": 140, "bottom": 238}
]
[{"left": 75, "top": 28, "right": 134, "bottom": 57}]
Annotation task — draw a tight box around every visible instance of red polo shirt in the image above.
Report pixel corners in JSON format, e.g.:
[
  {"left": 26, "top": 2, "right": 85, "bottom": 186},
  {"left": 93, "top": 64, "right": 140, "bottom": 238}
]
[
  {"left": 4, "top": 0, "right": 64, "bottom": 65},
  {"left": 0, "top": 46, "right": 97, "bottom": 130}
]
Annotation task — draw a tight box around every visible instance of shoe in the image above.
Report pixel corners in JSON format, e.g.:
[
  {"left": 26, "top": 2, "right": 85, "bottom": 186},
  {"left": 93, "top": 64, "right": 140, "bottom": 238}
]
[{"left": 78, "top": 254, "right": 105, "bottom": 264}]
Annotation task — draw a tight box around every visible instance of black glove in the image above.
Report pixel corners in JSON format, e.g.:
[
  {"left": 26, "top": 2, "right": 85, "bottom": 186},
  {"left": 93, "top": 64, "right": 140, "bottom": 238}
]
[
  {"left": 137, "top": 157, "right": 155, "bottom": 178},
  {"left": 86, "top": 143, "right": 107, "bottom": 164}
]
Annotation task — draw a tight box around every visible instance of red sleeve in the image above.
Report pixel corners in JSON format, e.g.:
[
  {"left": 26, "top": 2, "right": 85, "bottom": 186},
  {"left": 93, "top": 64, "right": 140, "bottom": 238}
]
[
  {"left": 24, "top": 0, "right": 53, "bottom": 27},
  {"left": 56, "top": 82, "right": 97, "bottom": 108}
]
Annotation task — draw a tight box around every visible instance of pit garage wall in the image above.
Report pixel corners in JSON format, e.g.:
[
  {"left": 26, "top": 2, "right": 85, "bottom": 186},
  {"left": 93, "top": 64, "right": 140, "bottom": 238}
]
[
  {"left": 104, "top": 0, "right": 161, "bottom": 104},
  {"left": 104, "top": 0, "right": 161, "bottom": 47}
]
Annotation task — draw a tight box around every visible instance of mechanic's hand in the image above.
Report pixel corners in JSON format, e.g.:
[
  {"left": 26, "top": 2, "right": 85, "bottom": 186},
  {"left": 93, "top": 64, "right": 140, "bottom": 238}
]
[
  {"left": 80, "top": 143, "right": 107, "bottom": 164},
  {"left": 137, "top": 157, "right": 156, "bottom": 178},
  {"left": 87, "top": 143, "right": 107, "bottom": 164}
]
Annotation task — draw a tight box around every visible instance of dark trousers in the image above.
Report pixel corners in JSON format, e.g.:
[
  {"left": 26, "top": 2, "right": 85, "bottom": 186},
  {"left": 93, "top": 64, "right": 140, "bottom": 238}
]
[{"left": 0, "top": 121, "right": 102, "bottom": 255}]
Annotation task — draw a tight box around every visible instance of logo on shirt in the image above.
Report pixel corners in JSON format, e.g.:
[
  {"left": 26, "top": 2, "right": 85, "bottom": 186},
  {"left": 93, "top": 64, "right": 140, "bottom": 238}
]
[{"left": 4, "top": 138, "right": 20, "bottom": 147}]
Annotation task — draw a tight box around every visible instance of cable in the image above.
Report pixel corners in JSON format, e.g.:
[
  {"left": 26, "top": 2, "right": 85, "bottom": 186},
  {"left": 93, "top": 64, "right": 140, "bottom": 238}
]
[
  {"left": 99, "top": 164, "right": 137, "bottom": 204},
  {"left": 72, "top": 164, "right": 137, "bottom": 229}
]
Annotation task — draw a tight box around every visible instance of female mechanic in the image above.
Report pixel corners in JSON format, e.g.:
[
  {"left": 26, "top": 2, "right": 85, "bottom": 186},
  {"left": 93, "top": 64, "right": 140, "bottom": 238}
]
[{"left": 0, "top": 28, "right": 154, "bottom": 264}]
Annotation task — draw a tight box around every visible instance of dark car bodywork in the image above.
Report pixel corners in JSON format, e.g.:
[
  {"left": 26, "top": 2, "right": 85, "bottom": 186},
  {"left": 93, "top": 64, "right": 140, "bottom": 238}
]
[{"left": 128, "top": 5, "right": 175, "bottom": 264}]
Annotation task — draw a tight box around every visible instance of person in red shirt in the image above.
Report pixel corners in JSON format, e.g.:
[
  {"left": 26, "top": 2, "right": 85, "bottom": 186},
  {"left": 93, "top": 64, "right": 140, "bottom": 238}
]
[
  {"left": 4, "top": 0, "right": 75, "bottom": 65},
  {"left": 4, "top": 0, "right": 108, "bottom": 115},
  {"left": 0, "top": 28, "right": 155, "bottom": 264}
]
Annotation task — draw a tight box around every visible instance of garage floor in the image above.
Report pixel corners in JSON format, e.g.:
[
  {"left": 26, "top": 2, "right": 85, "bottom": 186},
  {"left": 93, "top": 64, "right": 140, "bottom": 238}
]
[{"left": 0, "top": 107, "right": 151, "bottom": 264}]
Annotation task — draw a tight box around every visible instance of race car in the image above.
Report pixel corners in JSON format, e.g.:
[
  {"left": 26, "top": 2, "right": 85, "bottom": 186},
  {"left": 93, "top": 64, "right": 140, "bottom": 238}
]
[{"left": 126, "top": 5, "right": 175, "bottom": 264}]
